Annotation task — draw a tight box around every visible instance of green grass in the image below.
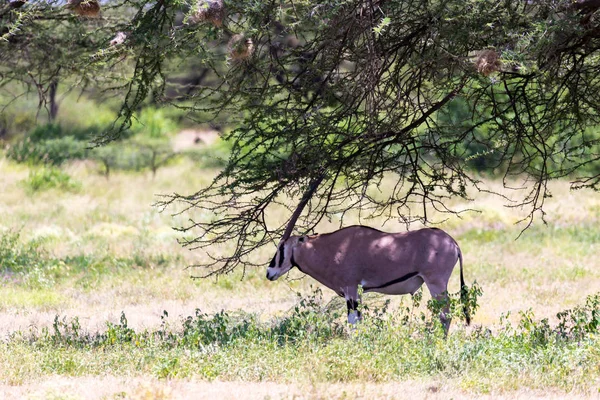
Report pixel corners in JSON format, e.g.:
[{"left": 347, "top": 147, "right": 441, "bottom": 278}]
[
  {"left": 1, "top": 292, "right": 599, "bottom": 393},
  {"left": 1, "top": 159, "right": 600, "bottom": 398},
  {"left": 0, "top": 287, "right": 67, "bottom": 309}
]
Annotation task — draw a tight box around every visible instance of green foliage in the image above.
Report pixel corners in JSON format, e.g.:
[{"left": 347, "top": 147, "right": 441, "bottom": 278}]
[
  {"left": 556, "top": 294, "right": 600, "bottom": 340},
  {"left": 21, "top": 288, "right": 597, "bottom": 354},
  {"left": 130, "top": 108, "right": 176, "bottom": 139},
  {"left": 20, "top": 167, "right": 81, "bottom": 193},
  {"left": 0, "top": 231, "right": 63, "bottom": 288},
  {"left": 270, "top": 287, "right": 345, "bottom": 344},
  {"left": 425, "top": 282, "right": 483, "bottom": 329},
  {"left": 4, "top": 106, "right": 183, "bottom": 178},
  {"left": 48, "top": 315, "right": 84, "bottom": 348},
  {"left": 437, "top": 97, "right": 600, "bottom": 178},
  {"left": 126, "top": 108, "right": 179, "bottom": 176},
  {"left": 105, "top": 312, "right": 137, "bottom": 345},
  {"left": 497, "top": 296, "right": 600, "bottom": 352},
  {"left": 435, "top": 97, "right": 503, "bottom": 173},
  {"left": 372, "top": 17, "right": 391, "bottom": 37},
  {"left": 110, "top": 144, "right": 149, "bottom": 172},
  {"left": 0, "top": 108, "right": 37, "bottom": 140},
  {"left": 131, "top": 139, "right": 179, "bottom": 177},
  {"left": 182, "top": 138, "right": 232, "bottom": 168},
  {"left": 7, "top": 134, "right": 88, "bottom": 166},
  {"left": 79, "top": 108, "right": 180, "bottom": 177},
  {"left": 180, "top": 309, "right": 259, "bottom": 348},
  {"left": 89, "top": 140, "right": 179, "bottom": 178},
  {"left": 90, "top": 143, "right": 146, "bottom": 176},
  {"left": 4, "top": 291, "right": 599, "bottom": 390},
  {"left": 27, "top": 123, "right": 94, "bottom": 142}
]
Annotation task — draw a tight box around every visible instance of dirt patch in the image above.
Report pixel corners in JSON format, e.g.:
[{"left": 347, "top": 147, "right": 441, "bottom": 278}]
[{"left": 1, "top": 376, "right": 595, "bottom": 400}]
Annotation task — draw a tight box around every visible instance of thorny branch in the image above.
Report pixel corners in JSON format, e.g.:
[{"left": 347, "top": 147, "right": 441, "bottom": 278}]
[
  {"left": 2, "top": 0, "right": 600, "bottom": 275},
  {"left": 154, "top": 1, "right": 600, "bottom": 275}
]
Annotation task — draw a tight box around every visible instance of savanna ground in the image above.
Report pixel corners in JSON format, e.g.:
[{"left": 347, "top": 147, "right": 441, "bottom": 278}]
[{"left": 1, "top": 157, "right": 599, "bottom": 399}]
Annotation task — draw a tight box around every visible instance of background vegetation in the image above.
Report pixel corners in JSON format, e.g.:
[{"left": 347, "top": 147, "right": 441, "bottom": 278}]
[
  {"left": 3, "top": 0, "right": 600, "bottom": 276},
  {"left": 0, "top": 153, "right": 598, "bottom": 398},
  {"left": 2, "top": 0, "right": 600, "bottom": 398},
  {"left": 1, "top": 45, "right": 599, "bottom": 400}
]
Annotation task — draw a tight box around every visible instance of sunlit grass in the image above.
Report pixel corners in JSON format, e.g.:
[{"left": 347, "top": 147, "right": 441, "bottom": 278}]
[
  {"left": 0, "top": 287, "right": 67, "bottom": 310},
  {"left": 1, "top": 291, "right": 599, "bottom": 396},
  {"left": 1, "top": 159, "right": 599, "bottom": 398}
]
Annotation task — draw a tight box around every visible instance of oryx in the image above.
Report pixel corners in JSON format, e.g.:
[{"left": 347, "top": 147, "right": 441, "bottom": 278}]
[{"left": 266, "top": 225, "right": 470, "bottom": 333}]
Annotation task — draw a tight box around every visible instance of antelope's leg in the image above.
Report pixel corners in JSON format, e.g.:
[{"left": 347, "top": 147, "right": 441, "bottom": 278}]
[
  {"left": 424, "top": 279, "right": 451, "bottom": 335},
  {"left": 344, "top": 286, "right": 362, "bottom": 324}
]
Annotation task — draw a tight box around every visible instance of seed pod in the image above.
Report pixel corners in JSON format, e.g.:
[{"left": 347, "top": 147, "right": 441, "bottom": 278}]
[
  {"left": 67, "top": 0, "right": 101, "bottom": 18},
  {"left": 187, "top": 0, "right": 224, "bottom": 27},
  {"left": 474, "top": 49, "right": 501, "bottom": 76},
  {"left": 228, "top": 34, "right": 254, "bottom": 61}
]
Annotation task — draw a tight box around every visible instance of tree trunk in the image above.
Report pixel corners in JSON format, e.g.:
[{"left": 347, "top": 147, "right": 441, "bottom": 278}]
[{"left": 49, "top": 79, "right": 59, "bottom": 122}]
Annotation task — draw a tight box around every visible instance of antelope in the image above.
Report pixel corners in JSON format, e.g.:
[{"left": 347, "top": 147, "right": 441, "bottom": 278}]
[{"left": 266, "top": 225, "right": 470, "bottom": 333}]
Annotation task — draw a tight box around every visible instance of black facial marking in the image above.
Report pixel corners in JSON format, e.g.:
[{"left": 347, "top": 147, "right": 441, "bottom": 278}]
[
  {"left": 278, "top": 243, "right": 284, "bottom": 266},
  {"left": 268, "top": 255, "right": 276, "bottom": 269},
  {"left": 363, "top": 271, "right": 419, "bottom": 291}
]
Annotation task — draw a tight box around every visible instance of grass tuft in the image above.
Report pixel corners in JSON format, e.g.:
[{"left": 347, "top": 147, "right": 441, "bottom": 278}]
[{"left": 1, "top": 291, "right": 598, "bottom": 393}]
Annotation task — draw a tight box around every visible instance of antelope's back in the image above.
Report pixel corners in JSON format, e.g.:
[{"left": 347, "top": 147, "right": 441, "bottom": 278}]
[{"left": 346, "top": 226, "right": 458, "bottom": 270}]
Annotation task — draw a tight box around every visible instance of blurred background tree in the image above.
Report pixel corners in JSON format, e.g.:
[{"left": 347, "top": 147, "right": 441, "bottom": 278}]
[{"left": 2, "top": 0, "right": 600, "bottom": 275}]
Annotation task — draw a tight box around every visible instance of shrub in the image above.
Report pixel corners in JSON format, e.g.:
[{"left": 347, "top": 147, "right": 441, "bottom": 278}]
[
  {"left": 182, "top": 138, "right": 231, "bottom": 168},
  {"left": 20, "top": 167, "right": 82, "bottom": 193},
  {"left": 130, "top": 137, "right": 179, "bottom": 177},
  {"left": 0, "top": 231, "right": 63, "bottom": 288},
  {"left": 6, "top": 134, "right": 88, "bottom": 166},
  {"left": 0, "top": 109, "right": 36, "bottom": 140},
  {"left": 556, "top": 293, "right": 600, "bottom": 340},
  {"left": 180, "top": 309, "right": 259, "bottom": 348},
  {"left": 26, "top": 123, "right": 95, "bottom": 142},
  {"left": 129, "top": 108, "right": 176, "bottom": 139},
  {"left": 90, "top": 140, "right": 177, "bottom": 178},
  {"left": 270, "top": 288, "right": 345, "bottom": 344}
]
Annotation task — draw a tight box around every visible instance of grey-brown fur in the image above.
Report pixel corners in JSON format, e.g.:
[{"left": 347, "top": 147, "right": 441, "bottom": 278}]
[{"left": 267, "top": 225, "right": 470, "bottom": 333}]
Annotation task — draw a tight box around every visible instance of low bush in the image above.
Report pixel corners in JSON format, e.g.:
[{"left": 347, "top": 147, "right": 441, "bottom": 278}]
[
  {"left": 182, "top": 138, "right": 231, "bottom": 168},
  {"left": 0, "top": 231, "right": 63, "bottom": 288},
  {"left": 7, "top": 135, "right": 88, "bottom": 166},
  {"left": 90, "top": 143, "right": 148, "bottom": 177},
  {"left": 12, "top": 284, "right": 493, "bottom": 352},
  {"left": 20, "top": 167, "right": 82, "bottom": 193}
]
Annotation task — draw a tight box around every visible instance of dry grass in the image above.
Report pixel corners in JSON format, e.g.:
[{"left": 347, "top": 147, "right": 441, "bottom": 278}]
[
  {"left": 2, "top": 376, "right": 596, "bottom": 400},
  {"left": 1, "top": 158, "right": 599, "bottom": 398},
  {"left": 1, "top": 158, "right": 598, "bottom": 327}
]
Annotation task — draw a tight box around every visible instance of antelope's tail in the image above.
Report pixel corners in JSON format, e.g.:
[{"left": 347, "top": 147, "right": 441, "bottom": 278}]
[{"left": 458, "top": 247, "right": 471, "bottom": 325}]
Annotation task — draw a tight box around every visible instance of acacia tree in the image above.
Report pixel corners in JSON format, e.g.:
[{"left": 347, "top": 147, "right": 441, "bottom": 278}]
[
  {"left": 3, "top": 0, "right": 600, "bottom": 275},
  {"left": 0, "top": 0, "right": 135, "bottom": 120}
]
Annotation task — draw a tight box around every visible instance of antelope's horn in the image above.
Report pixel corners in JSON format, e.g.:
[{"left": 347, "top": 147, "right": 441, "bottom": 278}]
[{"left": 281, "top": 174, "right": 324, "bottom": 241}]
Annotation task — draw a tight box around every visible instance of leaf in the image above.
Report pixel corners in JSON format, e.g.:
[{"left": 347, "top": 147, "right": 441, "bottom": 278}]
[{"left": 373, "top": 17, "right": 391, "bottom": 37}]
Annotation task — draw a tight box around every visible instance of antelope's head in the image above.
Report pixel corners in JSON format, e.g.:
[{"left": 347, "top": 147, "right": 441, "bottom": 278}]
[{"left": 266, "top": 236, "right": 303, "bottom": 281}]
